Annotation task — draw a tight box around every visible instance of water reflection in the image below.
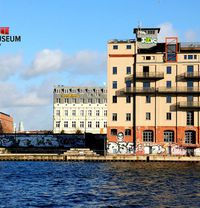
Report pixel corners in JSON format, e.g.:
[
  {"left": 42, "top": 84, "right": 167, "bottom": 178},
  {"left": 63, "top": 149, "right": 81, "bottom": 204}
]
[{"left": 0, "top": 162, "right": 200, "bottom": 207}]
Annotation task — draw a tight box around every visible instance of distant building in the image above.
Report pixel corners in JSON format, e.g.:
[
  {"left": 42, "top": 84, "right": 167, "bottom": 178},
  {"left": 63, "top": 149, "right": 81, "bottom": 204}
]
[
  {"left": 0, "top": 112, "right": 14, "bottom": 133},
  {"left": 53, "top": 86, "right": 107, "bottom": 134},
  {"left": 18, "top": 121, "right": 24, "bottom": 132}
]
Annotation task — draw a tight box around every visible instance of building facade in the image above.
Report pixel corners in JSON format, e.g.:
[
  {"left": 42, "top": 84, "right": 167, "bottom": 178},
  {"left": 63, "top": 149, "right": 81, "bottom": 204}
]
[
  {"left": 53, "top": 86, "right": 107, "bottom": 134},
  {"left": 107, "top": 27, "right": 200, "bottom": 156},
  {"left": 0, "top": 112, "right": 13, "bottom": 133}
]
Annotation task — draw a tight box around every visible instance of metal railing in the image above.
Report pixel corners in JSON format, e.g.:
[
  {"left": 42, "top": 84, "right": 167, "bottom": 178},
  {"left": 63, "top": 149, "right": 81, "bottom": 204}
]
[
  {"left": 184, "top": 72, "right": 200, "bottom": 79},
  {"left": 170, "top": 101, "right": 200, "bottom": 111},
  {"left": 125, "top": 72, "right": 164, "bottom": 82},
  {"left": 157, "top": 86, "right": 200, "bottom": 94},
  {"left": 116, "top": 87, "right": 156, "bottom": 96}
]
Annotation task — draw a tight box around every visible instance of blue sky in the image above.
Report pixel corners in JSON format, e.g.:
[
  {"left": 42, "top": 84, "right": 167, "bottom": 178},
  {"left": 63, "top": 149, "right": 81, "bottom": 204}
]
[{"left": 0, "top": 0, "right": 200, "bottom": 130}]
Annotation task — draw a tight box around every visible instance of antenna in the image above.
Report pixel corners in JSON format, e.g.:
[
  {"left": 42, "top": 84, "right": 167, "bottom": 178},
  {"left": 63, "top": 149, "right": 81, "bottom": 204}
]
[{"left": 138, "top": 21, "right": 142, "bottom": 29}]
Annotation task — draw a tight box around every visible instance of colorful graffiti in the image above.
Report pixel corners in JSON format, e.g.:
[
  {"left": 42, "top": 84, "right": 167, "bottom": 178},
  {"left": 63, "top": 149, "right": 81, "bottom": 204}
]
[
  {"left": 0, "top": 134, "right": 85, "bottom": 148},
  {"left": 107, "top": 141, "right": 190, "bottom": 156}
]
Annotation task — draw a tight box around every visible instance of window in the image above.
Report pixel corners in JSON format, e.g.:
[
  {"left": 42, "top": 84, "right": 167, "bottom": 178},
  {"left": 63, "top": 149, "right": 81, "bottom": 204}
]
[
  {"left": 164, "top": 131, "right": 174, "bottom": 142},
  {"left": 113, "top": 67, "right": 117, "bottom": 74},
  {"left": 143, "top": 130, "right": 153, "bottom": 142},
  {"left": 187, "top": 81, "right": 193, "bottom": 88},
  {"left": 65, "top": 98, "right": 69, "bottom": 103},
  {"left": 72, "top": 121, "right": 76, "bottom": 128},
  {"left": 126, "top": 113, "right": 131, "bottom": 121},
  {"left": 72, "top": 98, "right": 76, "bottom": 103},
  {"left": 80, "top": 121, "right": 84, "bottom": 128},
  {"left": 194, "top": 55, "right": 197, "bottom": 59},
  {"left": 80, "top": 110, "right": 84, "bottom": 116},
  {"left": 96, "top": 121, "right": 100, "bottom": 128},
  {"left": 88, "top": 98, "right": 92, "bottom": 103},
  {"left": 112, "top": 96, "right": 117, "bottom": 103},
  {"left": 126, "top": 45, "right": 131, "bottom": 49},
  {"left": 65, "top": 110, "right": 68, "bottom": 116},
  {"left": 126, "top": 66, "right": 131, "bottom": 74},
  {"left": 184, "top": 55, "right": 187, "bottom": 59},
  {"left": 113, "top": 45, "right": 118, "bottom": 50},
  {"left": 188, "top": 55, "right": 193, "bottom": 59},
  {"left": 126, "top": 95, "right": 131, "bottom": 103},
  {"left": 187, "top": 65, "right": 193, "bottom": 73},
  {"left": 143, "top": 66, "right": 149, "bottom": 73},
  {"left": 104, "top": 121, "right": 107, "bottom": 128},
  {"left": 64, "top": 121, "right": 68, "bottom": 128},
  {"left": 96, "top": 110, "right": 100, "bottom": 116},
  {"left": 166, "top": 112, "right": 172, "bottom": 120},
  {"left": 56, "top": 110, "right": 60, "bottom": 116},
  {"left": 146, "top": 56, "right": 151, "bottom": 60},
  {"left": 72, "top": 110, "right": 76, "bottom": 116},
  {"left": 166, "top": 96, "right": 172, "bottom": 103},
  {"left": 56, "top": 121, "right": 60, "bottom": 128},
  {"left": 146, "top": 95, "right": 151, "bottom": 103},
  {"left": 166, "top": 66, "right": 171, "bottom": 74},
  {"left": 104, "top": 110, "right": 107, "bottom": 116},
  {"left": 125, "top": 129, "right": 131, "bottom": 136},
  {"left": 146, "top": 112, "right": 151, "bottom": 120},
  {"left": 112, "top": 81, "right": 117, "bottom": 89},
  {"left": 187, "top": 111, "right": 194, "bottom": 126},
  {"left": 185, "top": 131, "right": 196, "bottom": 144},
  {"left": 112, "top": 113, "right": 117, "bottom": 121},
  {"left": 187, "top": 96, "right": 193, "bottom": 102},
  {"left": 96, "top": 98, "right": 101, "bottom": 104},
  {"left": 166, "top": 81, "right": 171, "bottom": 88},
  {"left": 111, "top": 129, "right": 117, "bottom": 136},
  {"left": 143, "top": 81, "right": 150, "bottom": 88},
  {"left": 126, "top": 80, "right": 131, "bottom": 88},
  {"left": 56, "top": 98, "right": 61, "bottom": 103},
  {"left": 88, "top": 110, "right": 92, "bottom": 116},
  {"left": 88, "top": 121, "right": 92, "bottom": 128}
]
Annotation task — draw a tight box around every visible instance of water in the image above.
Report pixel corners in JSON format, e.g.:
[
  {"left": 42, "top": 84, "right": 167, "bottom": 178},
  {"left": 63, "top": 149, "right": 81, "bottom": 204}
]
[{"left": 0, "top": 162, "right": 200, "bottom": 208}]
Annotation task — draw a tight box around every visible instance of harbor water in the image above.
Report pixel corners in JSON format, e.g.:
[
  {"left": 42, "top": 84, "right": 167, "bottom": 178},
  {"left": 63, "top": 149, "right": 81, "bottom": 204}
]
[{"left": 0, "top": 162, "right": 200, "bottom": 207}]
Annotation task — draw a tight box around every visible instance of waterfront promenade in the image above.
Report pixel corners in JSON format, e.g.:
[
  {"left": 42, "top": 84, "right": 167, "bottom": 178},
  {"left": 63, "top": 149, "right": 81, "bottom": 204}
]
[{"left": 1, "top": 153, "right": 200, "bottom": 162}]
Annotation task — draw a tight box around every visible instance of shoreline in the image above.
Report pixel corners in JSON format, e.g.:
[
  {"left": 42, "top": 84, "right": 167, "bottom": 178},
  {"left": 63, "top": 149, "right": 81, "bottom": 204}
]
[{"left": 0, "top": 153, "right": 200, "bottom": 162}]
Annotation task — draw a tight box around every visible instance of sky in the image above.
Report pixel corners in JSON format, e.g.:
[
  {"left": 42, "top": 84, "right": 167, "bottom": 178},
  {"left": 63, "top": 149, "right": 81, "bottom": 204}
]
[{"left": 0, "top": 0, "right": 200, "bottom": 131}]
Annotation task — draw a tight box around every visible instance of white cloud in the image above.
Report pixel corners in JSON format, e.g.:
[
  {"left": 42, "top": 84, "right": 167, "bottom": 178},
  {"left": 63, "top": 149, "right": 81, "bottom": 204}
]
[
  {"left": 0, "top": 54, "right": 22, "bottom": 80},
  {"left": 184, "top": 30, "right": 198, "bottom": 42},
  {"left": 158, "top": 22, "right": 178, "bottom": 42},
  {"left": 0, "top": 80, "right": 53, "bottom": 130},
  {"left": 22, "top": 49, "right": 106, "bottom": 79}
]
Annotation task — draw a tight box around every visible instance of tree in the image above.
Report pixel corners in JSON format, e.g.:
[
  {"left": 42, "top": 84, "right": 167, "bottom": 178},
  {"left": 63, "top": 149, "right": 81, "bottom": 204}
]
[{"left": 75, "top": 129, "right": 82, "bottom": 134}]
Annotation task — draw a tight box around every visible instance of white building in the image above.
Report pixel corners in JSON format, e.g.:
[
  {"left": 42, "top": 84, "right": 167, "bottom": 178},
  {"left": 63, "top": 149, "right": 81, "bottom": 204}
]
[{"left": 53, "top": 86, "right": 107, "bottom": 134}]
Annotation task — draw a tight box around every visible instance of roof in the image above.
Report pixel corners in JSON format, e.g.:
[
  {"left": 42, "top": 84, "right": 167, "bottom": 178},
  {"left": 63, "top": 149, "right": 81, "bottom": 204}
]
[{"left": 133, "top": 27, "right": 160, "bottom": 33}]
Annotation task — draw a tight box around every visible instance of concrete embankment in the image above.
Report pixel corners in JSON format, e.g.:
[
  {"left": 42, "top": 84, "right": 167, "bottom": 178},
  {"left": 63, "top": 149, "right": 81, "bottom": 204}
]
[{"left": 0, "top": 154, "right": 200, "bottom": 162}]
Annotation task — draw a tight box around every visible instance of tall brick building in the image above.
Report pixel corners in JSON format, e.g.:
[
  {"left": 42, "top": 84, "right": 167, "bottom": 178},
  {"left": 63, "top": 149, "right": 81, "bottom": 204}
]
[
  {"left": 107, "top": 27, "right": 200, "bottom": 156},
  {"left": 0, "top": 112, "right": 14, "bottom": 133}
]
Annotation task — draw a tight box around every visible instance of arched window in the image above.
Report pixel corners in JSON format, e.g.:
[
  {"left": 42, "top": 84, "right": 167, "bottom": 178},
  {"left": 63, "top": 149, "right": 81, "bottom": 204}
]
[
  {"left": 164, "top": 130, "right": 174, "bottom": 142},
  {"left": 185, "top": 131, "right": 196, "bottom": 144},
  {"left": 143, "top": 130, "right": 153, "bottom": 142}
]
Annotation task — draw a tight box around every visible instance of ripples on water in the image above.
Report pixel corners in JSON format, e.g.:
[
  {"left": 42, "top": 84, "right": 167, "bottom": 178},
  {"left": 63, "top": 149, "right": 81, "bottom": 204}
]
[{"left": 0, "top": 162, "right": 200, "bottom": 208}]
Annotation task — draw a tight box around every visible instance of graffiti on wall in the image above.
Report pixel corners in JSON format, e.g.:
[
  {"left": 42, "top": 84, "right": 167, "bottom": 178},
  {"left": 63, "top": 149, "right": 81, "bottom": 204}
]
[
  {"left": 107, "top": 142, "right": 134, "bottom": 154},
  {"left": 0, "top": 134, "right": 85, "bottom": 148},
  {"left": 135, "top": 143, "right": 187, "bottom": 156}
]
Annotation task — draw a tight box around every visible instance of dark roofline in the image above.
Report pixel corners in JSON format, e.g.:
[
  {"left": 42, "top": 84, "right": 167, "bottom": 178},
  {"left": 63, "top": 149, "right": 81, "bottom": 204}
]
[
  {"left": 0, "top": 112, "right": 11, "bottom": 117},
  {"left": 134, "top": 28, "right": 160, "bottom": 33}
]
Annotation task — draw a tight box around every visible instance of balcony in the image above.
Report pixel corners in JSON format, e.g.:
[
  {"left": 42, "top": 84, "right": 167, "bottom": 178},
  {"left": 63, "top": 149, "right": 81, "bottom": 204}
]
[
  {"left": 157, "top": 86, "right": 200, "bottom": 95},
  {"left": 170, "top": 101, "right": 200, "bottom": 111},
  {"left": 116, "top": 87, "right": 156, "bottom": 96},
  {"left": 184, "top": 72, "right": 200, "bottom": 80},
  {"left": 125, "top": 72, "right": 164, "bottom": 82}
]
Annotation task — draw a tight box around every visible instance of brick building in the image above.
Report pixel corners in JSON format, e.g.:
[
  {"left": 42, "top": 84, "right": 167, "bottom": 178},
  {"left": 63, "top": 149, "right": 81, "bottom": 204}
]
[
  {"left": 0, "top": 112, "right": 14, "bottom": 133},
  {"left": 107, "top": 27, "right": 200, "bottom": 156}
]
